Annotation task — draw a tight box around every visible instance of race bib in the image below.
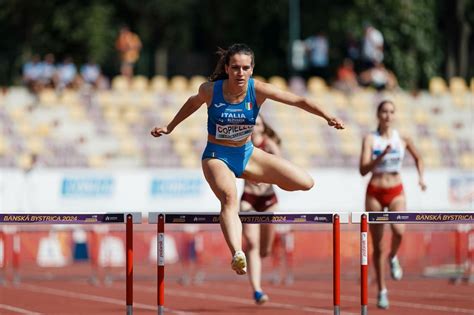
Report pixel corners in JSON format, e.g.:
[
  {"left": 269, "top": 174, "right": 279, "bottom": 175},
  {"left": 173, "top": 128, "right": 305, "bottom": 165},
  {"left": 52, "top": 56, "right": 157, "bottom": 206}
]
[{"left": 215, "top": 124, "right": 254, "bottom": 141}]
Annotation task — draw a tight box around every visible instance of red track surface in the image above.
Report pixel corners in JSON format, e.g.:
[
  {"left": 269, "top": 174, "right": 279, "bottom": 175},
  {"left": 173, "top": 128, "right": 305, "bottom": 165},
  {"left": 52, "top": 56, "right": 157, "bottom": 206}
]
[{"left": 1, "top": 277, "right": 473, "bottom": 314}]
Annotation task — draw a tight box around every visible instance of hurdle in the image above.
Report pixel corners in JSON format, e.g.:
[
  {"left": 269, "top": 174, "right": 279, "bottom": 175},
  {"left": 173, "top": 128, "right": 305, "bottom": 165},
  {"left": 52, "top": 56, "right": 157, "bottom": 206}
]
[
  {"left": 0, "top": 212, "right": 141, "bottom": 315},
  {"left": 148, "top": 211, "right": 349, "bottom": 315},
  {"left": 352, "top": 211, "right": 474, "bottom": 315}
]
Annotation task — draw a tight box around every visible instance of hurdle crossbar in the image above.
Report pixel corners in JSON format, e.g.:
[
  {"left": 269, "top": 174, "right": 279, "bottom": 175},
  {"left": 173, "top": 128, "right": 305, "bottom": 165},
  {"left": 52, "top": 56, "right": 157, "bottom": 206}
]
[
  {"left": 0, "top": 212, "right": 141, "bottom": 315},
  {"left": 149, "top": 211, "right": 349, "bottom": 315},
  {"left": 352, "top": 211, "right": 474, "bottom": 315}
]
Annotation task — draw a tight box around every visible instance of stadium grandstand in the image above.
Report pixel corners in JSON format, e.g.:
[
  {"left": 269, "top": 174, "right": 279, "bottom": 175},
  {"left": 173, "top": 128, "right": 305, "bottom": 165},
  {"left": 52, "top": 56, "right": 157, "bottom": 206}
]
[
  {"left": 0, "top": 1, "right": 473, "bottom": 314},
  {"left": 0, "top": 75, "right": 472, "bottom": 170}
]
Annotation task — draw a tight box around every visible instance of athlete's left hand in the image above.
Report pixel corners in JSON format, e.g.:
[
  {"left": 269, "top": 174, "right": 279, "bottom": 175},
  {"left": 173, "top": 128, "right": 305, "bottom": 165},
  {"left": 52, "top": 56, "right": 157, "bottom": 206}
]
[{"left": 327, "top": 117, "right": 345, "bottom": 130}]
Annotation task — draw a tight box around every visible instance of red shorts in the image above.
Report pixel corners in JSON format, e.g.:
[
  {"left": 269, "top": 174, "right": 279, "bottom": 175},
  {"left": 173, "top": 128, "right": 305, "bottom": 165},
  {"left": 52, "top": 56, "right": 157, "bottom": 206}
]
[
  {"left": 366, "top": 183, "right": 404, "bottom": 208},
  {"left": 241, "top": 192, "right": 278, "bottom": 212}
]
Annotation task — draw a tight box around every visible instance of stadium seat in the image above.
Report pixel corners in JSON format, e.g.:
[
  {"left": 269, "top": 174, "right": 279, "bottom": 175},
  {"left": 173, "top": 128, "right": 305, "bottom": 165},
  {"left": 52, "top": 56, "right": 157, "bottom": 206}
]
[
  {"left": 60, "top": 89, "right": 80, "bottom": 106},
  {"left": 268, "top": 76, "right": 288, "bottom": 90},
  {"left": 131, "top": 75, "right": 149, "bottom": 92},
  {"left": 169, "top": 76, "right": 188, "bottom": 92},
  {"left": 69, "top": 105, "right": 86, "bottom": 121},
  {"left": 0, "top": 136, "right": 10, "bottom": 156},
  {"left": 16, "top": 153, "right": 34, "bottom": 170},
  {"left": 428, "top": 77, "right": 447, "bottom": 95},
  {"left": 88, "top": 155, "right": 106, "bottom": 168},
  {"left": 189, "top": 75, "right": 207, "bottom": 91},
  {"left": 435, "top": 125, "right": 454, "bottom": 141},
  {"left": 252, "top": 75, "right": 266, "bottom": 82},
  {"left": 459, "top": 153, "right": 474, "bottom": 170},
  {"left": 307, "top": 77, "right": 328, "bottom": 95},
  {"left": 449, "top": 77, "right": 467, "bottom": 94},
  {"left": 112, "top": 75, "right": 130, "bottom": 91},
  {"left": 39, "top": 89, "right": 58, "bottom": 106},
  {"left": 151, "top": 75, "right": 168, "bottom": 92},
  {"left": 25, "top": 137, "right": 45, "bottom": 155}
]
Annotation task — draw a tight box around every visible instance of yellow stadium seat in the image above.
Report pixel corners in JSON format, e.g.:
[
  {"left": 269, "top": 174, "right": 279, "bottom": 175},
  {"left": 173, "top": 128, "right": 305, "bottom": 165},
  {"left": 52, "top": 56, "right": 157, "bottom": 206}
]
[
  {"left": 60, "top": 89, "right": 80, "bottom": 106},
  {"left": 119, "top": 139, "right": 139, "bottom": 156},
  {"left": 112, "top": 75, "right": 130, "bottom": 91},
  {"left": 429, "top": 77, "right": 447, "bottom": 95},
  {"left": 17, "top": 153, "right": 34, "bottom": 170},
  {"left": 0, "top": 137, "right": 10, "bottom": 156},
  {"left": 9, "top": 107, "right": 26, "bottom": 122},
  {"left": 151, "top": 75, "right": 168, "bottom": 92},
  {"left": 268, "top": 76, "right": 288, "bottom": 90},
  {"left": 26, "top": 137, "right": 45, "bottom": 154},
  {"left": 181, "top": 154, "right": 199, "bottom": 168},
  {"left": 169, "top": 76, "right": 188, "bottom": 92},
  {"left": 424, "top": 154, "right": 441, "bottom": 168},
  {"left": 307, "top": 77, "right": 328, "bottom": 95},
  {"left": 88, "top": 155, "right": 106, "bottom": 168},
  {"left": 131, "top": 75, "right": 149, "bottom": 92},
  {"left": 36, "top": 123, "right": 51, "bottom": 137},
  {"left": 459, "top": 153, "right": 474, "bottom": 170},
  {"left": 252, "top": 75, "right": 266, "bottom": 82},
  {"left": 69, "top": 105, "right": 86, "bottom": 121},
  {"left": 123, "top": 108, "right": 141, "bottom": 124},
  {"left": 189, "top": 75, "right": 207, "bottom": 91},
  {"left": 413, "top": 109, "right": 428, "bottom": 125},
  {"left": 435, "top": 125, "right": 454, "bottom": 140},
  {"left": 39, "top": 88, "right": 58, "bottom": 106},
  {"left": 449, "top": 77, "right": 467, "bottom": 94}
]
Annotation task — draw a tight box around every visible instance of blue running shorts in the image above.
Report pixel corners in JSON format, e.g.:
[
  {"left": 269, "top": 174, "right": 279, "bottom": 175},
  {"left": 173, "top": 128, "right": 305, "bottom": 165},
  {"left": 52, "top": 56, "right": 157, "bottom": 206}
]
[{"left": 202, "top": 141, "right": 254, "bottom": 177}]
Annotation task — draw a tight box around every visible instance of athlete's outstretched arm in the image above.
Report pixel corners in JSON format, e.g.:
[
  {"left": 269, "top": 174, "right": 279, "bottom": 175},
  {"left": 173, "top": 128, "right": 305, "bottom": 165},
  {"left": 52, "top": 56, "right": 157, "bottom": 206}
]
[
  {"left": 359, "top": 135, "right": 392, "bottom": 176},
  {"left": 254, "top": 80, "right": 344, "bottom": 130},
  {"left": 151, "top": 83, "right": 211, "bottom": 137},
  {"left": 404, "top": 136, "right": 427, "bottom": 191}
]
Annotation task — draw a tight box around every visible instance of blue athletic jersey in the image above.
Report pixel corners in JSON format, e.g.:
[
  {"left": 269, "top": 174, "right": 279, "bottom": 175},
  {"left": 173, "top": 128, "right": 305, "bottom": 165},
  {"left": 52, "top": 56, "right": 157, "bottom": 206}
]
[{"left": 207, "top": 78, "right": 259, "bottom": 141}]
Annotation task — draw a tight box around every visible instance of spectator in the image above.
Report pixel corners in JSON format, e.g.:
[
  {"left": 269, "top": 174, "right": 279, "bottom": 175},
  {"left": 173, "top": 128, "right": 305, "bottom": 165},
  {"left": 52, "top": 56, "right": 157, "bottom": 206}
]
[
  {"left": 334, "top": 58, "right": 360, "bottom": 94},
  {"left": 359, "top": 62, "right": 398, "bottom": 91},
  {"left": 115, "top": 26, "right": 142, "bottom": 79},
  {"left": 80, "top": 59, "right": 102, "bottom": 89},
  {"left": 56, "top": 57, "right": 79, "bottom": 91},
  {"left": 344, "top": 32, "right": 360, "bottom": 63},
  {"left": 304, "top": 32, "right": 329, "bottom": 81},
  {"left": 22, "top": 54, "right": 43, "bottom": 95},
  {"left": 41, "top": 53, "right": 57, "bottom": 88},
  {"left": 362, "top": 24, "right": 384, "bottom": 69}
]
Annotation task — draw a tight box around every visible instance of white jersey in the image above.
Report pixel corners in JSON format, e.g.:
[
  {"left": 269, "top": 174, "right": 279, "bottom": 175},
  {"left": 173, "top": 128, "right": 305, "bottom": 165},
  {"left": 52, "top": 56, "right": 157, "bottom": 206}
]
[{"left": 371, "top": 130, "right": 405, "bottom": 174}]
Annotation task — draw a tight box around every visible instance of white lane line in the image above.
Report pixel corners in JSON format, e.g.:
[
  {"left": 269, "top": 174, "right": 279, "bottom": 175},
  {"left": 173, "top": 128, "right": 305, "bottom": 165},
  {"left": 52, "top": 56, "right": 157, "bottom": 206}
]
[
  {"left": 18, "top": 283, "right": 194, "bottom": 315},
  {"left": 0, "top": 304, "right": 41, "bottom": 315},
  {"left": 389, "top": 288, "right": 474, "bottom": 300},
  {"left": 134, "top": 284, "right": 352, "bottom": 314},
  {"left": 215, "top": 284, "right": 474, "bottom": 314}
]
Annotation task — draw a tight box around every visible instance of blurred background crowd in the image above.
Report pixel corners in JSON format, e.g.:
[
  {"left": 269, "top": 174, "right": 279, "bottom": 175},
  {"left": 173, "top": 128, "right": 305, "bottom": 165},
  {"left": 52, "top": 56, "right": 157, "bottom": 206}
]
[{"left": 0, "top": 0, "right": 472, "bottom": 171}]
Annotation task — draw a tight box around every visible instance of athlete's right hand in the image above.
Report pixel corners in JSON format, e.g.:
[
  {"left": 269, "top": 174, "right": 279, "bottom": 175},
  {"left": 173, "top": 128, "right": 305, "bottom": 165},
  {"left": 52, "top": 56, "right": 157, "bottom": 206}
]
[
  {"left": 382, "top": 145, "right": 392, "bottom": 155},
  {"left": 151, "top": 126, "right": 170, "bottom": 137}
]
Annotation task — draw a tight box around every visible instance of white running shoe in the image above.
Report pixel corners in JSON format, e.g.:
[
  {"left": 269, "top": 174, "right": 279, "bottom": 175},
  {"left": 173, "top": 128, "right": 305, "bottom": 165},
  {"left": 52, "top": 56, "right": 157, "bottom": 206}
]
[
  {"left": 377, "top": 289, "right": 389, "bottom": 309},
  {"left": 389, "top": 256, "right": 403, "bottom": 281},
  {"left": 231, "top": 250, "right": 247, "bottom": 275}
]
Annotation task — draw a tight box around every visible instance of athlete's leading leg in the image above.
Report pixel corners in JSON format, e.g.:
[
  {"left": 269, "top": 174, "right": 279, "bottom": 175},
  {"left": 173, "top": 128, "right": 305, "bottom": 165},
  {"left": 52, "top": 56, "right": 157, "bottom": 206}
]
[{"left": 202, "top": 158, "right": 245, "bottom": 274}]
